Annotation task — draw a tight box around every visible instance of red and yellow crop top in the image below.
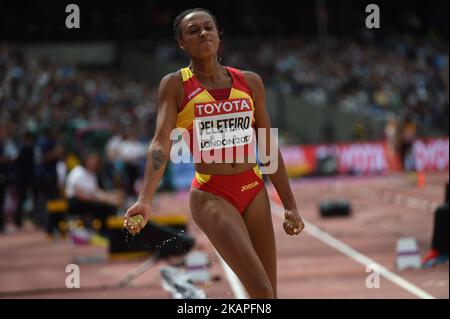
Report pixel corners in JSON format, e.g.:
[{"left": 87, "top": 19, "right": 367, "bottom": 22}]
[{"left": 175, "top": 66, "right": 256, "bottom": 160}]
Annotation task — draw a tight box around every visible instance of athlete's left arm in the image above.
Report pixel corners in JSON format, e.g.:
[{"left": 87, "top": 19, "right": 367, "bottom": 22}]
[{"left": 244, "top": 71, "right": 304, "bottom": 236}]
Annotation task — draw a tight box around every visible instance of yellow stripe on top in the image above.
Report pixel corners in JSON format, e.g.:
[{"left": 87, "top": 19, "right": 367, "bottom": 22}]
[
  {"left": 195, "top": 171, "right": 211, "bottom": 184},
  {"left": 181, "top": 67, "right": 194, "bottom": 82},
  {"left": 176, "top": 90, "right": 211, "bottom": 129},
  {"left": 253, "top": 165, "right": 263, "bottom": 180}
]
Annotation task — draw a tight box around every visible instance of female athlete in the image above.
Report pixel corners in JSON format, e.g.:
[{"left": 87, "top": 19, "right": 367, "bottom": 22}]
[{"left": 124, "top": 8, "right": 304, "bottom": 299}]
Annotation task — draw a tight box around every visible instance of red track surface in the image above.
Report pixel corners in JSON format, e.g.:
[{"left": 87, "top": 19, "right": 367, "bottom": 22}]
[{"left": 0, "top": 172, "right": 448, "bottom": 299}]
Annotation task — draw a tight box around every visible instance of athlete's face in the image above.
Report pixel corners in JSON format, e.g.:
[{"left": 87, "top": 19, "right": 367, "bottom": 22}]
[{"left": 178, "top": 11, "right": 220, "bottom": 58}]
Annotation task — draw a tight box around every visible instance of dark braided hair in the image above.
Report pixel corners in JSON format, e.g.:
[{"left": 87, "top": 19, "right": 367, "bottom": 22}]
[{"left": 173, "top": 8, "right": 220, "bottom": 40}]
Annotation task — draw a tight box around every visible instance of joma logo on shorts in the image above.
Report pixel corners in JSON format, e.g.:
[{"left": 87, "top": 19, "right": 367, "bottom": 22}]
[{"left": 241, "top": 181, "right": 259, "bottom": 192}]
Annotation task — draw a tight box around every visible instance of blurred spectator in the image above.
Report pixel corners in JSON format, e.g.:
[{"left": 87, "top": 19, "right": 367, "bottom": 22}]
[
  {"left": 384, "top": 115, "right": 402, "bottom": 171},
  {"left": 399, "top": 114, "right": 417, "bottom": 171},
  {"left": 118, "top": 127, "right": 148, "bottom": 196},
  {"left": 14, "top": 131, "right": 36, "bottom": 228},
  {"left": 385, "top": 115, "right": 399, "bottom": 154},
  {"left": 35, "top": 126, "right": 63, "bottom": 200},
  {"left": 29, "top": 125, "right": 64, "bottom": 229},
  {"left": 105, "top": 126, "right": 125, "bottom": 189},
  {"left": 105, "top": 125, "right": 148, "bottom": 196},
  {"left": 0, "top": 122, "right": 18, "bottom": 233},
  {"left": 65, "top": 151, "right": 125, "bottom": 235}
]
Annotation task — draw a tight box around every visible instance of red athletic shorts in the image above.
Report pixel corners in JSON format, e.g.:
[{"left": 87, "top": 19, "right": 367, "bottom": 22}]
[{"left": 191, "top": 166, "right": 264, "bottom": 214}]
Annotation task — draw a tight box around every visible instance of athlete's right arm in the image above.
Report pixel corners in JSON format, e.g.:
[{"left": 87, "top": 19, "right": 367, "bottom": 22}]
[{"left": 124, "top": 73, "right": 180, "bottom": 232}]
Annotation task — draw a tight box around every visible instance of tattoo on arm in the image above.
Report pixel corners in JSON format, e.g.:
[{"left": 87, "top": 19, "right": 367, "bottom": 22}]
[{"left": 151, "top": 149, "right": 166, "bottom": 170}]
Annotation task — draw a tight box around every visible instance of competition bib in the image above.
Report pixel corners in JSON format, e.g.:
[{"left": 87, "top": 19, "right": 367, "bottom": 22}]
[{"left": 193, "top": 98, "right": 254, "bottom": 151}]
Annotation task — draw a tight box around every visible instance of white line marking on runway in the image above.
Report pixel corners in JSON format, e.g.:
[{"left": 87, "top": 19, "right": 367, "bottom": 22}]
[{"left": 270, "top": 201, "right": 436, "bottom": 299}]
